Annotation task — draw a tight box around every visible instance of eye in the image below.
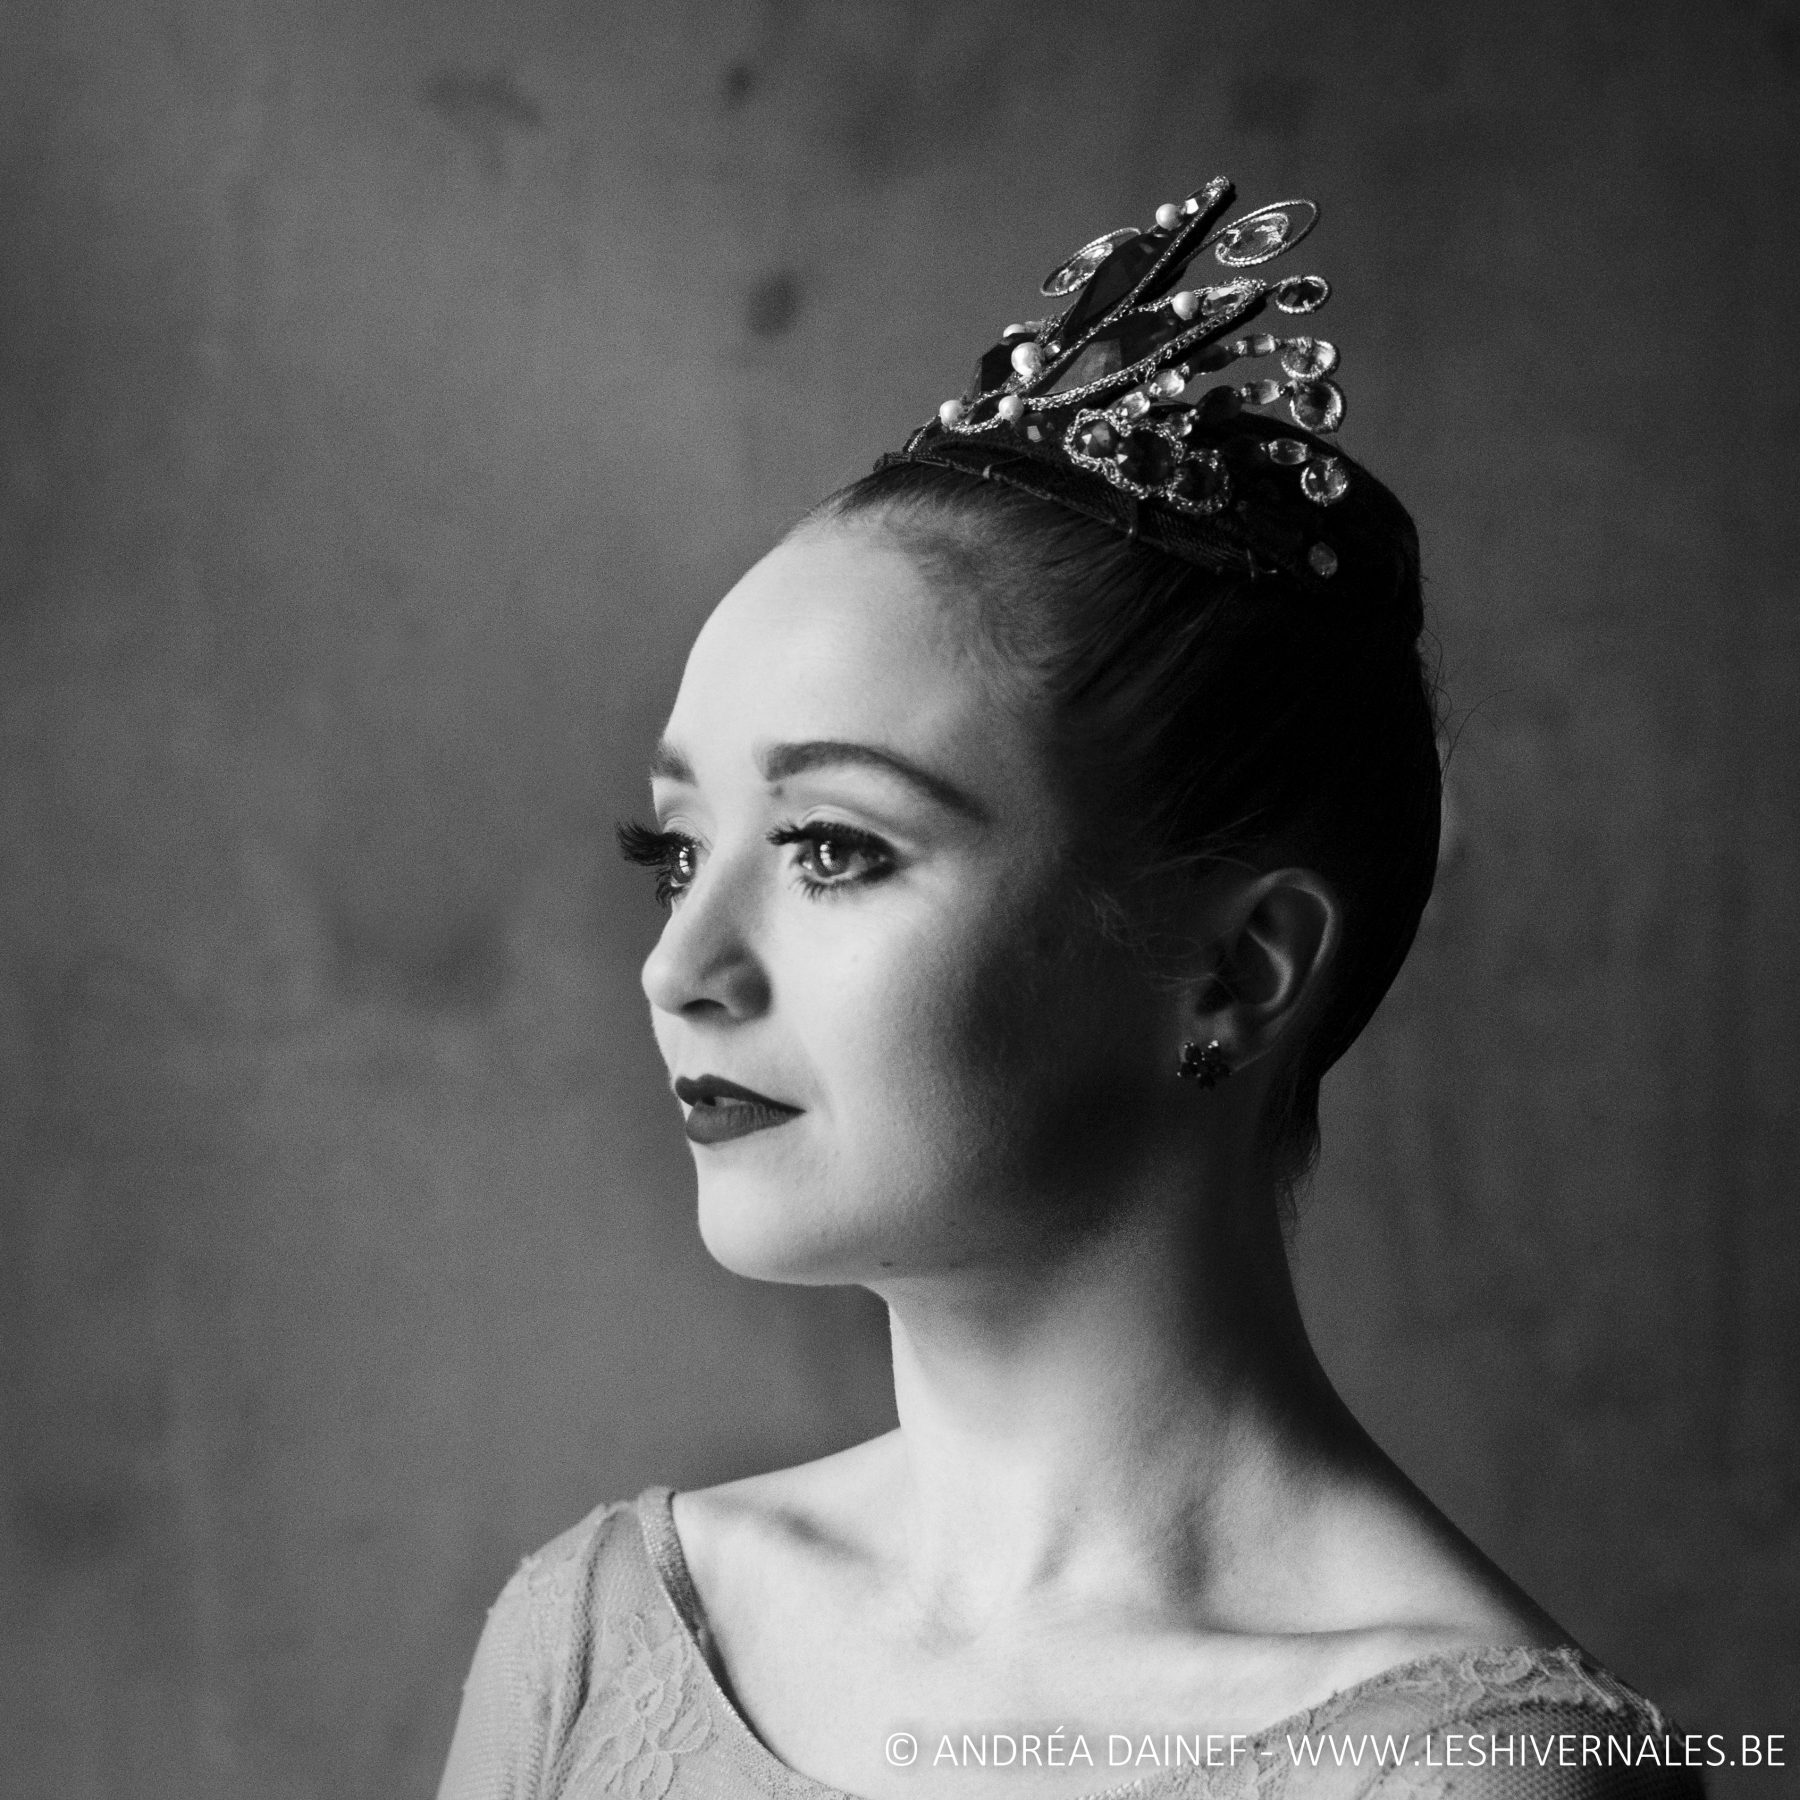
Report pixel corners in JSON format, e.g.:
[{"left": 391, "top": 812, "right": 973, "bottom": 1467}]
[
  {"left": 768, "top": 821, "right": 895, "bottom": 894},
  {"left": 616, "top": 821, "right": 700, "bottom": 908}
]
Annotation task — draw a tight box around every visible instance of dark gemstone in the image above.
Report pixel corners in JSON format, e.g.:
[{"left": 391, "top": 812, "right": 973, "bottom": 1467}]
[
  {"left": 1073, "top": 418, "right": 1118, "bottom": 460},
  {"left": 1059, "top": 233, "right": 1169, "bottom": 340},
  {"left": 1187, "top": 344, "right": 1237, "bottom": 374},
  {"left": 1046, "top": 307, "right": 1174, "bottom": 396},
  {"left": 1117, "top": 430, "right": 1177, "bottom": 486},
  {"left": 1097, "top": 308, "right": 1176, "bottom": 368},
  {"left": 1171, "top": 453, "right": 1230, "bottom": 513},
  {"left": 1195, "top": 385, "right": 1244, "bottom": 422},
  {"left": 1183, "top": 177, "right": 1235, "bottom": 229},
  {"left": 1137, "top": 182, "right": 1236, "bottom": 308},
  {"left": 975, "top": 341, "right": 1017, "bottom": 394},
  {"left": 1047, "top": 341, "right": 1121, "bottom": 395}
]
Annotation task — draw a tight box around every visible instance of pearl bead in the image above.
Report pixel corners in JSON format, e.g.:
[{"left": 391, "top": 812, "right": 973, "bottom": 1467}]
[
  {"left": 1009, "top": 340, "right": 1045, "bottom": 377},
  {"left": 997, "top": 394, "right": 1026, "bottom": 423},
  {"left": 1169, "top": 290, "right": 1201, "bottom": 321},
  {"left": 938, "top": 398, "right": 965, "bottom": 427},
  {"left": 1155, "top": 202, "right": 1182, "bottom": 230}
]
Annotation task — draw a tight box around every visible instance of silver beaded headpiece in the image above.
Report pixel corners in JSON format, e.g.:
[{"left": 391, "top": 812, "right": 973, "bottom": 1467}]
[{"left": 878, "top": 177, "right": 1406, "bottom": 592}]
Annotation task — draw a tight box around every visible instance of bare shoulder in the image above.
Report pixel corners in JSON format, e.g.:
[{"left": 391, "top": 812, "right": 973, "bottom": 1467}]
[
  {"left": 669, "top": 1432, "right": 901, "bottom": 1598},
  {"left": 1306, "top": 1443, "right": 1571, "bottom": 1638},
  {"left": 1195, "top": 1455, "right": 1575, "bottom": 1707}
]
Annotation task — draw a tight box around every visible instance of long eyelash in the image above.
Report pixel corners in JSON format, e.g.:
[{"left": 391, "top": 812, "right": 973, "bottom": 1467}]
[
  {"left": 767, "top": 820, "right": 895, "bottom": 898},
  {"left": 616, "top": 820, "right": 697, "bottom": 908}
]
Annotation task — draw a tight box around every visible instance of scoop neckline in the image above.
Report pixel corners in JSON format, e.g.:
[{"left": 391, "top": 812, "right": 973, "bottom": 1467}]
[{"left": 632, "top": 1483, "right": 1583, "bottom": 1800}]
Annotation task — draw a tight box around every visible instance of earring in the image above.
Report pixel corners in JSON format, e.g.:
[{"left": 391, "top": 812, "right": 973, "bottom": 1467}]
[{"left": 1177, "top": 1039, "right": 1231, "bottom": 1089}]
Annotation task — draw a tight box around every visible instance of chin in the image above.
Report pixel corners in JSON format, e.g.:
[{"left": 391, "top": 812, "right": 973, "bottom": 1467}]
[
  {"left": 691, "top": 1140, "right": 982, "bottom": 1288},
  {"left": 692, "top": 1164, "right": 876, "bottom": 1287}
]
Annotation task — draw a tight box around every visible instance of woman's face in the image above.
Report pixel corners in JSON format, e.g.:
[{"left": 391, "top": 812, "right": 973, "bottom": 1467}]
[{"left": 637, "top": 521, "right": 1174, "bottom": 1287}]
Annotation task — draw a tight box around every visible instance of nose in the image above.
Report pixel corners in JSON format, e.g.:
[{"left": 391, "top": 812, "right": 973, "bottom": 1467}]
[{"left": 639, "top": 846, "right": 772, "bottom": 1023}]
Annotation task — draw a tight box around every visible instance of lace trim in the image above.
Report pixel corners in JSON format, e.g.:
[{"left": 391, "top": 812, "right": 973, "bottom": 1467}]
[
  {"left": 521, "top": 1491, "right": 1685, "bottom": 1800},
  {"left": 558, "top": 1605, "right": 714, "bottom": 1800},
  {"left": 504, "top": 1500, "right": 632, "bottom": 1752}
]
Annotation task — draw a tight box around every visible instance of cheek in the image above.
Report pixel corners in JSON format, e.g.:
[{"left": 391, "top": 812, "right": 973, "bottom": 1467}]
[{"left": 803, "top": 889, "right": 1160, "bottom": 1222}]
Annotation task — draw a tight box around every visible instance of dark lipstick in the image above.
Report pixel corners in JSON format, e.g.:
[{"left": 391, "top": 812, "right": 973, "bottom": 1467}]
[{"left": 674, "top": 1075, "right": 803, "bottom": 1145}]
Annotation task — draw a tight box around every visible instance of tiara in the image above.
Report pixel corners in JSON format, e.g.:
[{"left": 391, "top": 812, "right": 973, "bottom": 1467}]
[{"left": 877, "top": 177, "right": 1406, "bottom": 591}]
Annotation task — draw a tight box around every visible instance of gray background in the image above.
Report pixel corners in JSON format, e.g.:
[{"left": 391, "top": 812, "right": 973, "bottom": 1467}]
[{"left": 1, "top": 2, "right": 1796, "bottom": 1795}]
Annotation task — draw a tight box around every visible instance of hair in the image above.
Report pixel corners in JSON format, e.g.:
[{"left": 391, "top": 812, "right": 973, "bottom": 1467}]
[{"left": 802, "top": 457, "right": 1443, "bottom": 1202}]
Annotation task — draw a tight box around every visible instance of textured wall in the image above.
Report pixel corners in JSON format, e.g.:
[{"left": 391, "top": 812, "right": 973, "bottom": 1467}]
[{"left": 1, "top": 2, "right": 1795, "bottom": 1795}]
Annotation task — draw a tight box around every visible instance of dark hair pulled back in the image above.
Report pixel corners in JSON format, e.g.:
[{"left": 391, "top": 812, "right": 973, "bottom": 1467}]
[{"left": 807, "top": 457, "right": 1443, "bottom": 1194}]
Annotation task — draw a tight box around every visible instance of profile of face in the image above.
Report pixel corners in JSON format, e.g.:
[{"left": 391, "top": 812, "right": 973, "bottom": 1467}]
[{"left": 636, "top": 523, "right": 1188, "bottom": 1290}]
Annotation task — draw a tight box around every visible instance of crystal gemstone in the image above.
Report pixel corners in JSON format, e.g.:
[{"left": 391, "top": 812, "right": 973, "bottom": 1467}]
[
  {"left": 1301, "top": 457, "right": 1350, "bottom": 505},
  {"left": 1212, "top": 199, "right": 1318, "bottom": 267},
  {"left": 1266, "top": 438, "right": 1311, "bottom": 466},
  {"left": 1289, "top": 379, "right": 1345, "bottom": 433},
  {"left": 1041, "top": 229, "right": 1140, "bottom": 298},
  {"left": 1273, "top": 275, "right": 1330, "bottom": 314},
  {"left": 1214, "top": 214, "right": 1289, "bottom": 266},
  {"left": 1198, "top": 280, "right": 1261, "bottom": 322},
  {"left": 1279, "top": 337, "right": 1338, "bottom": 379}
]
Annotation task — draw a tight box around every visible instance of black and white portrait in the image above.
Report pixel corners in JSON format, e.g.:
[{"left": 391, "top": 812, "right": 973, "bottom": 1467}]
[{"left": 1, "top": 6, "right": 1794, "bottom": 1799}]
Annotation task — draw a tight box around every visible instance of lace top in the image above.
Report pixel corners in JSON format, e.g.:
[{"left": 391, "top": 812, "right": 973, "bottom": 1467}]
[{"left": 436, "top": 1490, "right": 1704, "bottom": 1800}]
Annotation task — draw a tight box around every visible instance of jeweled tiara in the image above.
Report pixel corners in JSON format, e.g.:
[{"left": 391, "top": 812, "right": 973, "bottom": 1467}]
[{"left": 878, "top": 177, "right": 1411, "bottom": 593}]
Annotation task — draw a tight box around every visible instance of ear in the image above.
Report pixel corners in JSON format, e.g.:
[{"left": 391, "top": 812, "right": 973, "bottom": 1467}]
[{"left": 1186, "top": 868, "right": 1340, "bottom": 1071}]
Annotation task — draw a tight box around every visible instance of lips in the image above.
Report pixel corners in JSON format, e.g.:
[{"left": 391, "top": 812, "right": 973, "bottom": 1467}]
[{"left": 673, "top": 1075, "right": 803, "bottom": 1146}]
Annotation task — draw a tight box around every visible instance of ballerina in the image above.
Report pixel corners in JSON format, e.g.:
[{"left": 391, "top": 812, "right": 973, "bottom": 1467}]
[{"left": 439, "top": 178, "right": 1703, "bottom": 1800}]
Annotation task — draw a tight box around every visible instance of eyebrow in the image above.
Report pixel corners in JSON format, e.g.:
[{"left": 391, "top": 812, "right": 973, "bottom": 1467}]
[
  {"left": 649, "top": 740, "right": 694, "bottom": 784},
  {"left": 650, "top": 736, "right": 988, "bottom": 822}
]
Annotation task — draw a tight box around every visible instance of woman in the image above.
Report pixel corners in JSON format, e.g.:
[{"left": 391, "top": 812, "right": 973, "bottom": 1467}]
[{"left": 438, "top": 180, "right": 1702, "bottom": 1799}]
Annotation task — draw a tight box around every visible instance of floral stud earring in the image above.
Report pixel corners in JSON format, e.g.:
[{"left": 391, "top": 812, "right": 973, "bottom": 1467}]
[{"left": 1177, "top": 1040, "right": 1232, "bottom": 1089}]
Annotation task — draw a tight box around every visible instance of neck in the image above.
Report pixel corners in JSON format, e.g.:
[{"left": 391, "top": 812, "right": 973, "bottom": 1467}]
[{"left": 870, "top": 1151, "right": 1368, "bottom": 1631}]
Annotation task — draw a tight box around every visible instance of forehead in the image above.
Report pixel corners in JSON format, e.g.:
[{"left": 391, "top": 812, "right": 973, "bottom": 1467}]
[{"left": 662, "top": 523, "right": 1018, "bottom": 776}]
